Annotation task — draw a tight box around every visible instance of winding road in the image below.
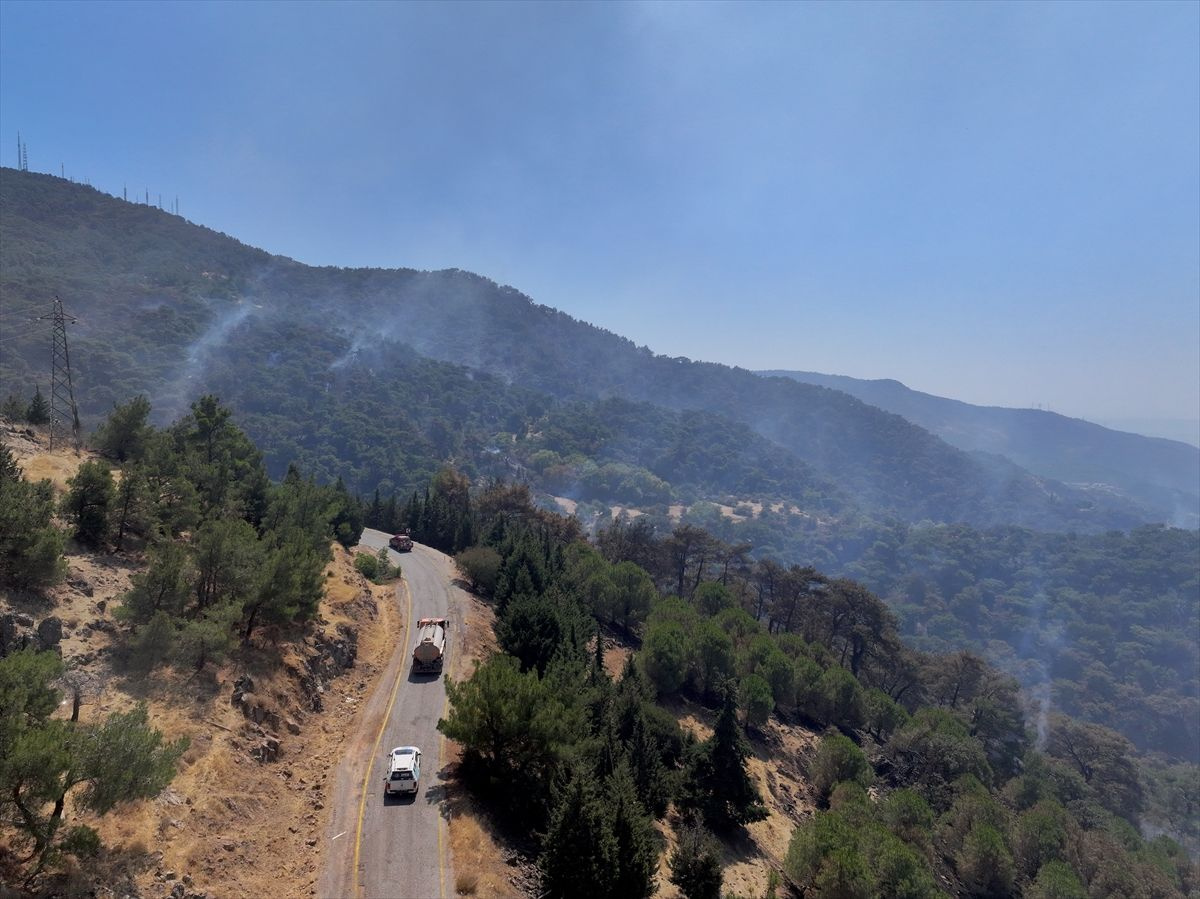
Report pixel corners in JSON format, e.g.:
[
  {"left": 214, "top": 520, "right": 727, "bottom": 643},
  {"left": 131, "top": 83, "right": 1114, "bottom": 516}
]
[{"left": 318, "top": 530, "right": 462, "bottom": 899}]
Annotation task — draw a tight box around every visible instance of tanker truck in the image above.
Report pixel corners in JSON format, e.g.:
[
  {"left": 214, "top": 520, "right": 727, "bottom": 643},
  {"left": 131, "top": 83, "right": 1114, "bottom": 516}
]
[{"left": 412, "top": 617, "right": 448, "bottom": 674}]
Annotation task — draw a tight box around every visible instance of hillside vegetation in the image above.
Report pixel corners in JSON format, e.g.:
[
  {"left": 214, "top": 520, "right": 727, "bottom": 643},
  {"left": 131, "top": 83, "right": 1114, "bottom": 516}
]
[
  {"left": 763, "top": 369, "right": 1200, "bottom": 529},
  {"left": 2, "top": 167, "right": 1197, "bottom": 769},
  {"left": 0, "top": 167, "right": 1153, "bottom": 535}
]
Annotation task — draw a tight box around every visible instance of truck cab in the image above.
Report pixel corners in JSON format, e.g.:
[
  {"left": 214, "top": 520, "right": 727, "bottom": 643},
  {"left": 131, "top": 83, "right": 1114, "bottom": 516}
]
[
  {"left": 389, "top": 531, "right": 414, "bottom": 552},
  {"left": 384, "top": 746, "right": 421, "bottom": 796}
]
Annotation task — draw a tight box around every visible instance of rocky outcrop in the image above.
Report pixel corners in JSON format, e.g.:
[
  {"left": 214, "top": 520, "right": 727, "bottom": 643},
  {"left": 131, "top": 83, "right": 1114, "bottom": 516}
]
[
  {"left": 230, "top": 622, "right": 359, "bottom": 763},
  {"left": 1, "top": 612, "right": 64, "bottom": 656}
]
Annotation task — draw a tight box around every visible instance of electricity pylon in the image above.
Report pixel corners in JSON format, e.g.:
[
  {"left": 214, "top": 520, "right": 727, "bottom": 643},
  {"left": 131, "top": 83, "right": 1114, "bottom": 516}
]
[{"left": 41, "top": 296, "right": 81, "bottom": 452}]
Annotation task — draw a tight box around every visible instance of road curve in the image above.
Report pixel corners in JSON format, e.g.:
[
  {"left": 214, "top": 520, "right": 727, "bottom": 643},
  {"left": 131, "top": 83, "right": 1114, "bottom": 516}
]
[{"left": 318, "top": 530, "right": 461, "bottom": 899}]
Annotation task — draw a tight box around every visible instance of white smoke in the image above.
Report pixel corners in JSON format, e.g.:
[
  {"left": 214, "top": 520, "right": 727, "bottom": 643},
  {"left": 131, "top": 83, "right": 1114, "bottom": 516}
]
[{"left": 156, "top": 302, "right": 257, "bottom": 421}]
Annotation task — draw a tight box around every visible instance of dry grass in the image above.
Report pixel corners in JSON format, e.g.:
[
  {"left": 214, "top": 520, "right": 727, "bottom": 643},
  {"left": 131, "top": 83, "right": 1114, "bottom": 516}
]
[
  {"left": 655, "top": 698, "right": 819, "bottom": 898},
  {"left": 18, "top": 449, "right": 89, "bottom": 491},
  {"left": 455, "top": 870, "right": 480, "bottom": 895},
  {"left": 0, "top": 487, "right": 389, "bottom": 899}
]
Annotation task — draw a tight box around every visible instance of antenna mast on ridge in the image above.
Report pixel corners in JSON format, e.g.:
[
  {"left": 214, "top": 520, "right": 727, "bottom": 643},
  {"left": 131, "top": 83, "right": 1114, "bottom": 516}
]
[{"left": 40, "top": 296, "right": 81, "bottom": 452}]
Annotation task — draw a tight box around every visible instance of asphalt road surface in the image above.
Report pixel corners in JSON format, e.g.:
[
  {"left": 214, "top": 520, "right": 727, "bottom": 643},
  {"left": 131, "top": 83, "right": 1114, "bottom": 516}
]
[{"left": 319, "top": 530, "right": 459, "bottom": 899}]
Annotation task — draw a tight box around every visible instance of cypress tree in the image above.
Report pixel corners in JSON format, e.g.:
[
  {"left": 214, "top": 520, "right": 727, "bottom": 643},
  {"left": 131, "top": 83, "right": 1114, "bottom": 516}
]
[
  {"left": 607, "top": 762, "right": 659, "bottom": 899},
  {"left": 539, "top": 770, "right": 617, "bottom": 899},
  {"left": 684, "top": 685, "right": 767, "bottom": 829}
]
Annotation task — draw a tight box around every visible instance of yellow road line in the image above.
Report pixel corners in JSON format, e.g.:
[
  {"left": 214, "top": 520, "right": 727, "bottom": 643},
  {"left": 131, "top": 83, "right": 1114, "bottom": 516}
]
[{"left": 352, "top": 573, "right": 413, "bottom": 899}]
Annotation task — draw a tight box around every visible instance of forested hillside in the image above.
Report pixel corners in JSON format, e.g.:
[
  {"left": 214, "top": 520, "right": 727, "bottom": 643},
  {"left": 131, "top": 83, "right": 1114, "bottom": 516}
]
[
  {"left": 0, "top": 168, "right": 1152, "bottom": 533},
  {"left": 763, "top": 369, "right": 1200, "bottom": 528},
  {"left": 3, "top": 166, "right": 1197, "bottom": 771},
  {"left": 6, "top": 398, "right": 1195, "bottom": 894}
]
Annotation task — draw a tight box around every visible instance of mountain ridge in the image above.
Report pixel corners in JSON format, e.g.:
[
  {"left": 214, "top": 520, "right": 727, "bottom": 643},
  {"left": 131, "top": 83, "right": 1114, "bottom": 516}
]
[
  {"left": 0, "top": 168, "right": 1158, "bottom": 533},
  {"left": 761, "top": 369, "right": 1200, "bottom": 528}
]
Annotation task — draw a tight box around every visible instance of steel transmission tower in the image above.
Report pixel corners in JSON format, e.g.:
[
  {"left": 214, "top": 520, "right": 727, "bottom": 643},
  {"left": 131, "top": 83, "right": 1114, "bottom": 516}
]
[{"left": 41, "top": 297, "right": 81, "bottom": 451}]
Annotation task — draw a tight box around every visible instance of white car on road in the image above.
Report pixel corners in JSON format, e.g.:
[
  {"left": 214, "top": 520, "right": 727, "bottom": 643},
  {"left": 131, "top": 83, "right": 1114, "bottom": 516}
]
[{"left": 384, "top": 746, "right": 421, "bottom": 796}]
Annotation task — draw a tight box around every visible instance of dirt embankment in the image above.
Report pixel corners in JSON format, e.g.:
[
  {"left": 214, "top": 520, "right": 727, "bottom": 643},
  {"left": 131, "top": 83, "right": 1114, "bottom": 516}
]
[{"left": 0, "top": 429, "right": 401, "bottom": 898}]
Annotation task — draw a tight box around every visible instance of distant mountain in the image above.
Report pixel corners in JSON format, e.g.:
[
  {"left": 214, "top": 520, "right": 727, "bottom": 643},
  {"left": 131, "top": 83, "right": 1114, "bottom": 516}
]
[
  {"left": 760, "top": 370, "right": 1200, "bottom": 529},
  {"left": 0, "top": 168, "right": 1154, "bottom": 533}
]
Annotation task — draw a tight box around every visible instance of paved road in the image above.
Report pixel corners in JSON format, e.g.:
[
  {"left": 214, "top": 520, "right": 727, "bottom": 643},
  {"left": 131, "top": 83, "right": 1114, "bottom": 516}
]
[{"left": 319, "top": 530, "right": 459, "bottom": 899}]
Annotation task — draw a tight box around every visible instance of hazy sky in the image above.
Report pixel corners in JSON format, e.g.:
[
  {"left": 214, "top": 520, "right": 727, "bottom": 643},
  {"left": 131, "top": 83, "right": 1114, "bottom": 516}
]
[{"left": 2, "top": 1, "right": 1197, "bottom": 428}]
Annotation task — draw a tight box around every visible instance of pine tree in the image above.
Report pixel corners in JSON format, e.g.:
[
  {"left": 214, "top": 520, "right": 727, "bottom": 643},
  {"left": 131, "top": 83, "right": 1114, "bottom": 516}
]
[
  {"left": 669, "top": 825, "right": 722, "bottom": 899},
  {"left": 606, "top": 762, "right": 659, "bottom": 898},
  {"left": 61, "top": 461, "right": 116, "bottom": 548},
  {"left": 0, "top": 650, "right": 187, "bottom": 869},
  {"left": 26, "top": 386, "right": 49, "bottom": 425},
  {"left": 539, "top": 770, "right": 617, "bottom": 899},
  {"left": 684, "top": 685, "right": 767, "bottom": 829},
  {"left": 93, "top": 395, "right": 152, "bottom": 462},
  {"left": 110, "top": 463, "right": 151, "bottom": 551}
]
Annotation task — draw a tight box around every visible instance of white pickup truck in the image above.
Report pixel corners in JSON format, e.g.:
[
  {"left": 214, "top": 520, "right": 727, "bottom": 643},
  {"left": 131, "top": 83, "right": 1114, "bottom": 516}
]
[{"left": 383, "top": 746, "right": 421, "bottom": 796}]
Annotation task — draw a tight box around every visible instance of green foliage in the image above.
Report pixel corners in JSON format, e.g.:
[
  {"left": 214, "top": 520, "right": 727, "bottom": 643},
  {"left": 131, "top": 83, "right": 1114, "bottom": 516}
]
[
  {"left": 1026, "top": 860, "right": 1086, "bottom": 899},
  {"left": 26, "top": 385, "right": 49, "bottom": 425},
  {"left": 497, "top": 593, "right": 581, "bottom": 676},
  {"left": 438, "top": 654, "right": 581, "bottom": 821},
  {"left": 606, "top": 762, "right": 659, "bottom": 899},
  {"left": 1, "top": 393, "right": 26, "bottom": 422},
  {"left": 93, "top": 395, "right": 151, "bottom": 462},
  {"left": 886, "top": 708, "right": 992, "bottom": 810},
  {"left": 642, "top": 619, "right": 690, "bottom": 695},
  {"left": 243, "top": 529, "right": 325, "bottom": 639},
  {"left": 740, "top": 674, "right": 773, "bottom": 730},
  {"left": 1012, "top": 800, "right": 1075, "bottom": 881},
  {"left": 694, "top": 580, "right": 735, "bottom": 616},
  {"left": 880, "top": 789, "right": 935, "bottom": 859},
  {"left": 681, "top": 687, "right": 767, "bottom": 829},
  {"left": 0, "top": 466, "right": 65, "bottom": 589},
  {"left": 61, "top": 460, "right": 115, "bottom": 547},
  {"left": 59, "top": 824, "right": 101, "bottom": 859},
  {"left": 193, "top": 517, "right": 261, "bottom": 611},
  {"left": 955, "top": 823, "right": 1015, "bottom": 898},
  {"left": 865, "top": 687, "right": 909, "bottom": 742},
  {"left": 118, "top": 541, "right": 194, "bottom": 624},
  {"left": 127, "top": 610, "right": 176, "bottom": 672},
  {"left": 785, "top": 812, "right": 868, "bottom": 898},
  {"left": 608, "top": 560, "right": 655, "bottom": 633},
  {"left": 0, "top": 442, "right": 19, "bottom": 481},
  {"left": 1044, "top": 713, "right": 1143, "bottom": 823},
  {"left": 353, "top": 551, "right": 379, "bottom": 580},
  {"left": 810, "top": 732, "right": 874, "bottom": 806},
  {"left": 539, "top": 770, "right": 618, "bottom": 899},
  {"left": 690, "top": 620, "right": 735, "bottom": 700},
  {"left": 786, "top": 799, "right": 941, "bottom": 899},
  {"left": 669, "top": 825, "right": 722, "bottom": 899},
  {"left": 813, "top": 666, "right": 866, "bottom": 730},
  {"left": 173, "top": 601, "right": 238, "bottom": 671},
  {"left": 455, "top": 545, "right": 502, "bottom": 596},
  {"left": 0, "top": 650, "right": 187, "bottom": 867}
]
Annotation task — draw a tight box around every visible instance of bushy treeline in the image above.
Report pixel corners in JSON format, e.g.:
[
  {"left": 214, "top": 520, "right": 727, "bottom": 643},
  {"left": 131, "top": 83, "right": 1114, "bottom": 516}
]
[
  {"left": 437, "top": 500, "right": 1196, "bottom": 897},
  {"left": 96, "top": 395, "right": 363, "bottom": 668},
  {"left": 2, "top": 394, "right": 364, "bottom": 670},
  {"left": 0, "top": 444, "right": 66, "bottom": 590},
  {"left": 436, "top": 499, "right": 775, "bottom": 899},
  {"left": 686, "top": 505, "right": 1199, "bottom": 763}
]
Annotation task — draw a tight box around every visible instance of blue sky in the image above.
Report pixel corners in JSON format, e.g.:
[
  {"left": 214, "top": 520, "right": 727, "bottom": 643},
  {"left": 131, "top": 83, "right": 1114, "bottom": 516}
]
[{"left": 2, "top": 1, "right": 1197, "bottom": 433}]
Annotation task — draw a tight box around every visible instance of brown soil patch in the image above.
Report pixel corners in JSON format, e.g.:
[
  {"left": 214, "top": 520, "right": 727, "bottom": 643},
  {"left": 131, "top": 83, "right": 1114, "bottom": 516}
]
[
  {"left": 655, "top": 698, "right": 818, "bottom": 898},
  {"left": 0, "top": 431, "right": 396, "bottom": 899},
  {"left": 64, "top": 546, "right": 390, "bottom": 899},
  {"left": 549, "top": 496, "right": 577, "bottom": 516}
]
